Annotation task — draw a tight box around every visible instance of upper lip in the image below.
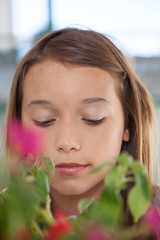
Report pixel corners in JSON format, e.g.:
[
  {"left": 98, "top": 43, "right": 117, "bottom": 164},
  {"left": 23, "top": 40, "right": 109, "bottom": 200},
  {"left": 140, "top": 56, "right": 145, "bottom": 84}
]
[{"left": 55, "top": 163, "right": 89, "bottom": 167}]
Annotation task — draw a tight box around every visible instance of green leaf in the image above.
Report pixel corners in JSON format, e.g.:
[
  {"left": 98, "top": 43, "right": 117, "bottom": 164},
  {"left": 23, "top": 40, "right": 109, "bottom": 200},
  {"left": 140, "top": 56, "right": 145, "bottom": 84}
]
[
  {"left": 116, "top": 152, "right": 133, "bottom": 166},
  {"left": 128, "top": 184, "right": 151, "bottom": 222},
  {"left": 0, "top": 158, "right": 9, "bottom": 190},
  {"left": 135, "top": 172, "right": 151, "bottom": 200},
  {"left": 104, "top": 165, "right": 127, "bottom": 190},
  {"left": 78, "top": 198, "right": 94, "bottom": 214},
  {"left": 130, "top": 161, "right": 146, "bottom": 175},
  {"left": 27, "top": 166, "right": 40, "bottom": 176},
  {"left": 90, "top": 162, "right": 113, "bottom": 173},
  {"left": 35, "top": 168, "right": 50, "bottom": 200},
  {"left": 105, "top": 167, "right": 119, "bottom": 186},
  {"left": 43, "top": 156, "right": 55, "bottom": 176},
  {"left": 86, "top": 186, "right": 123, "bottom": 227}
]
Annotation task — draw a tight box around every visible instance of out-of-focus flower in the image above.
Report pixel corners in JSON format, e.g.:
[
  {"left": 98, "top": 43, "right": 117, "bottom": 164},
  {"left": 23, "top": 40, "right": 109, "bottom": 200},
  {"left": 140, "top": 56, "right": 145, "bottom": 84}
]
[
  {"left": 143, "top": 205, "right": 160, "bottom": 239},
  {"left": 7, "top": 119, "right": 44, "bottom": 160},
  {"left": 46, "top": 210, "right": 72, "bottom": 240},
  {"left": 83, "top": 224, "right": 113, "bottom": 240},
  {"left": 15, "top": 228, "right": 30, "bottom": 240}
]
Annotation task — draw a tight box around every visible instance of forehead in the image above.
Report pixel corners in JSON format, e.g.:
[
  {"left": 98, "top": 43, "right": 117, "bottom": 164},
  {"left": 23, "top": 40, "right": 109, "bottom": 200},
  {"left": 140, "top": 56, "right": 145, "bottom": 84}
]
[{"left": 22, "top": 60, "right": 119, "bottom": 104}]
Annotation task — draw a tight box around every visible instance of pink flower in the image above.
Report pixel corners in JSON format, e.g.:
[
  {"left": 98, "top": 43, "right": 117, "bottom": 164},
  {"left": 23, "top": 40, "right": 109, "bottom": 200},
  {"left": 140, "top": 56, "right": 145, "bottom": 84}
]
[
  {"left": 83, "top": 224, "right": 113, "bottom": 240},
  {"left": 143, "top": 205, "right": 160, "bottom": 239},
  {"left": 46, "top": 210, "right": 72, "bottom": 240},
  {"left": 84, "top": 228, "right": 106, "bottom": 240},
  {"left": 7, "top": 119, "right": 44, "bottom": 160}
]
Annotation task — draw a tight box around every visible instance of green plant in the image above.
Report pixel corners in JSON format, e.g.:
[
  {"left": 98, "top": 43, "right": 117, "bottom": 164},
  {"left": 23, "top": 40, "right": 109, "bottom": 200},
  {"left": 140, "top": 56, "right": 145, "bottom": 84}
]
[{"left": 0, "top": 119, "right": 159, "bottom": 240}]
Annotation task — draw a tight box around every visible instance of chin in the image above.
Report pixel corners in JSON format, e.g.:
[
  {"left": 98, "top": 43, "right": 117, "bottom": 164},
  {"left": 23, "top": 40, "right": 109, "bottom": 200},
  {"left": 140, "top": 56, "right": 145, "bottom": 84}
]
[
  {"left": 51, "top": 179, "right": 92, "bottom": 196},
  {"left": 50, "top": 173, "right": 105, "bottom": 196},
  {"left": 54, "top": 184, "right": 89, "bottom": 196}
]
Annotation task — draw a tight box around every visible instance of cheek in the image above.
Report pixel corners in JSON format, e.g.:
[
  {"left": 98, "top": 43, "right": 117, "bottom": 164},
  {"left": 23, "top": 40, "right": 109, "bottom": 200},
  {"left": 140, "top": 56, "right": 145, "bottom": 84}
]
[{"left": 84, "top": 120, "right": 124, "bottom": 162}]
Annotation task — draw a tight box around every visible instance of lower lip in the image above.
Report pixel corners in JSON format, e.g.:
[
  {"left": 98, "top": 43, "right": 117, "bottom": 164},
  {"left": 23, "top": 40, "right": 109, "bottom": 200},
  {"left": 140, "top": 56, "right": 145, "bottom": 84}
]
[{"left": 55, "top": 165, "right": 88, "bottom": 175}]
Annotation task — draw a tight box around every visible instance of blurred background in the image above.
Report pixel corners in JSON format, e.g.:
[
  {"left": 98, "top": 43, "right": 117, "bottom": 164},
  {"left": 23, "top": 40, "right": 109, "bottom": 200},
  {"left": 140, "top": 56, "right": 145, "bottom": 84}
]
[{"left": 0, "top": 0, "right": 160, "bottom": 181}]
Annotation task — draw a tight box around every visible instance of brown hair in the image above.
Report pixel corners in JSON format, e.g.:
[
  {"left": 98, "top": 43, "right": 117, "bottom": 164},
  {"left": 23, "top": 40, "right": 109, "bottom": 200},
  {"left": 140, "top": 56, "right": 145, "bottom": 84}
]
[{"left": 6, "top": 27, "right": 155, "bottom": 180}]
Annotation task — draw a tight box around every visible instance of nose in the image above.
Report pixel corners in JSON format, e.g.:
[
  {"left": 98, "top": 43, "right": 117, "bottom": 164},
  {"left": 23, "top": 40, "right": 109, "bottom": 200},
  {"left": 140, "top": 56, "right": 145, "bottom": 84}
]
[{"left": 55, "top": 121, "right": 81, "bottom": 153}]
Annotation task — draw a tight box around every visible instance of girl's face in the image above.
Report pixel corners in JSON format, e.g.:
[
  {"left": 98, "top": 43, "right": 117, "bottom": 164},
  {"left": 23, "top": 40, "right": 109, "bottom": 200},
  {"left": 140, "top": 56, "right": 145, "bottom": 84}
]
[{"left": 22, "top": 60, "right": 129, "bottom": 195}]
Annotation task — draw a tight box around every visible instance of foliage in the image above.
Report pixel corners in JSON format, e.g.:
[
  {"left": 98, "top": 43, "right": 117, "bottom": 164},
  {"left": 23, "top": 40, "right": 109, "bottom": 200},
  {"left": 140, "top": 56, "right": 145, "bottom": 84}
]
[{"left": 0, "top": 120, "right": 159, "bottom": 239}]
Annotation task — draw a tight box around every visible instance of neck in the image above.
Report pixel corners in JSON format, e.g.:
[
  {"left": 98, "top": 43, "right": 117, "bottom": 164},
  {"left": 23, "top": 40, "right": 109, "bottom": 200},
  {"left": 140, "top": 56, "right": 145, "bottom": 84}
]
[{"left": 50, "top": 180, "right": 104, "bottom": 217}]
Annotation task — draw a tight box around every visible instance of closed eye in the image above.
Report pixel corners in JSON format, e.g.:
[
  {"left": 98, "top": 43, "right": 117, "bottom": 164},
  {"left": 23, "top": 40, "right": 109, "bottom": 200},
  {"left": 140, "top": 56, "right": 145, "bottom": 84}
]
[
  {"left": 33, "top": 119, "right": 55, "bottom": 127},
  {"left": 83, "top": 117, "right": 105, "bottom": 125}
]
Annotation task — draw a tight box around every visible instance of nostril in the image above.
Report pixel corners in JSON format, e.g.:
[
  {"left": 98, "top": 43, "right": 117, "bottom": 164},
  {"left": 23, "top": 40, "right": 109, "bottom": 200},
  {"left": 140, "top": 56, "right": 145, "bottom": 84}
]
[{"left": 56, "top": 141, "right": 81, "bottom": 152}]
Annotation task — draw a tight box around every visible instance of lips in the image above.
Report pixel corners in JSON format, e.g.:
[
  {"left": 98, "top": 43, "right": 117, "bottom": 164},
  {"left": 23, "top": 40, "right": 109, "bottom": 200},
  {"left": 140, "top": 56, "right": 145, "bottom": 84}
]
[{"left": 55, "top": 163, "right": 89, "bottom": 175}]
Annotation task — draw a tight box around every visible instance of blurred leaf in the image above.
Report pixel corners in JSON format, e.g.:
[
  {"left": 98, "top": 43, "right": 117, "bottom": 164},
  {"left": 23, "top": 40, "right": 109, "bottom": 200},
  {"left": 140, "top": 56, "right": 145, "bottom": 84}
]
[
  {"left": 43, "top": 156, "right": 55, "bottom": 176},
  {"left": 0, "top": 158, "right": 9, "bottom": 190},
  {"left": 0, "top": 151, "right": 153, "bottom": 239},
  {"left": 0, "top": 178, "right": 38, "bottom": 237},
  {"left": 116, "top": 152, "right": 133, "bottom": 166},
  {"left": 128, "top": 184, "right": 151, "bottom": 222},
  {"left": 104, "top": 165, "right": 127, "bottom": 190},
  {"left": 130, "top": 161, "right": 146, "bottom": 175},
  {"left": 27, "top": 166, "right": 40, "bottom": 177},
  {"left": 78, "top": 198, "right": 94, "bottom": 214},
  {"left": 35, "top": 168, "right": 50, "bottom": 200},
  {"left": 90, "top": 162, "right": 113, "bottom": 173},
  {"left": 135, "top": 172, "right": 151, "bottom": 200},
  {"left": 87, "top": 186, "right": 123, "bottom": 227},
  {"left": 36, "top": 207, "right": 53, "bottom": 225}
]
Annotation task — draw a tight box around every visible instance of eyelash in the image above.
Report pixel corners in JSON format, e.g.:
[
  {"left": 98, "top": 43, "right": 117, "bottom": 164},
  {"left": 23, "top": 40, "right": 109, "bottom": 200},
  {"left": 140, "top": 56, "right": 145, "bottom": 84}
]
[
  {"left": 34, "top": 119, "right": 55, "bottom": 127},
  {"left": 83, "top": 118, "right": 105, "bottom": 125},
  {"left": 33, "top": 117, "right": 105, "bottom": 127}
]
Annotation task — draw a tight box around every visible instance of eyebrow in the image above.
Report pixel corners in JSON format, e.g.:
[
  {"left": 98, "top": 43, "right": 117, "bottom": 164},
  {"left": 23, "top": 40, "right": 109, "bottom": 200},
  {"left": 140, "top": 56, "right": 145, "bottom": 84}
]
[
  {"left": 26, "top": 98, "right": 110, "bottom": 108},
  {"left": 81, "top": 98, "right": 111, "bottom": 104},
  {"left": 26, "top": 100, "right": 52, "bottom": 108}
]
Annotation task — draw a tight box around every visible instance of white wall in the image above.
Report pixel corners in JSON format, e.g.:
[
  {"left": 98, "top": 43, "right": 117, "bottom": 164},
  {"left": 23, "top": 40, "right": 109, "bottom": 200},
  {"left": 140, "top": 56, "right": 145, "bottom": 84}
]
[{"left": 0, "top": 0, "right": 16, "bottom": 51}]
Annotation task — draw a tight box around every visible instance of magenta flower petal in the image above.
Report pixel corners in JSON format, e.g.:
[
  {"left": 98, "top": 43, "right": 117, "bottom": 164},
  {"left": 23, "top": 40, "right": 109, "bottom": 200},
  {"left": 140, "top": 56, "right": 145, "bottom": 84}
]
[
  {"left": 85, "top": 229, "right": 106, "bottom": 240},
  {"left": 84, "top": 225, "right": 112, "bottom": 240},
  {"left": 7, "top": 119, "right": 44, "bottom": 160},
  {"left": 144, "top": 205, "right": 160, "bottom": 239}
]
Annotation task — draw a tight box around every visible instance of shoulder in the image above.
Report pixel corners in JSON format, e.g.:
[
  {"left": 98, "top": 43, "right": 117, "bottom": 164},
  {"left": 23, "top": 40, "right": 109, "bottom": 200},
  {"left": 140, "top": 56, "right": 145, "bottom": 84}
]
[{"left": 152, "top": 184, "right": 160, "bottom": 206}]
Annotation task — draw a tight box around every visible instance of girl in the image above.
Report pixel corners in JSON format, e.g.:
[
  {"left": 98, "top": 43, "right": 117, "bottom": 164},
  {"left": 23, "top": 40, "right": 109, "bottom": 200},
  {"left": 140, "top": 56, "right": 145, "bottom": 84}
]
[{"left": 5, "top": 28, "right": 156, "bottom": 219}]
